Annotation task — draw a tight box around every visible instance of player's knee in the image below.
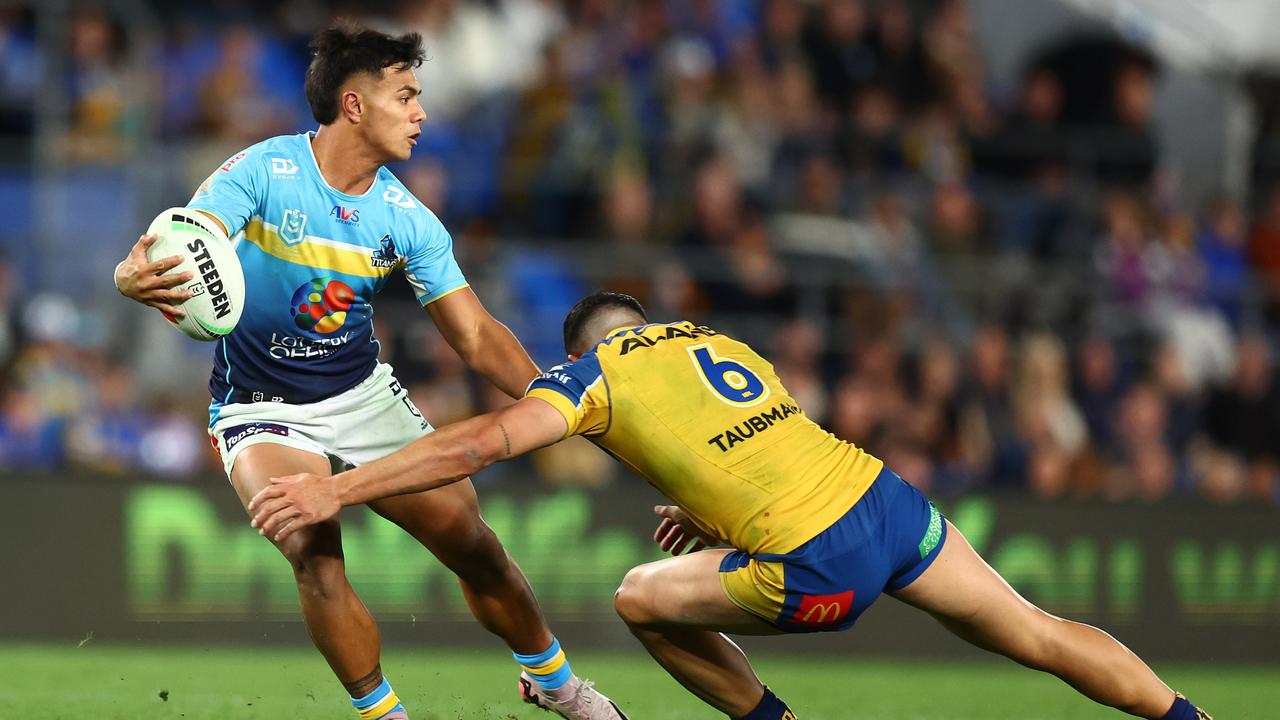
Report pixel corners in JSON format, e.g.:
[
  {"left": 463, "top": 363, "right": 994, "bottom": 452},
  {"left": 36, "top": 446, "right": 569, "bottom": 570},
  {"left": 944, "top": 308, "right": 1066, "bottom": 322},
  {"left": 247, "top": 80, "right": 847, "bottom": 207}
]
[
  {"left": 275, "top": 522, "right": 346, "bottom": 593},
  {"left": 614, "top": 564, "right": 659, "bottom": 627},
  {"left": 442, "top": 521, "right": 513, "bottom": 586}
]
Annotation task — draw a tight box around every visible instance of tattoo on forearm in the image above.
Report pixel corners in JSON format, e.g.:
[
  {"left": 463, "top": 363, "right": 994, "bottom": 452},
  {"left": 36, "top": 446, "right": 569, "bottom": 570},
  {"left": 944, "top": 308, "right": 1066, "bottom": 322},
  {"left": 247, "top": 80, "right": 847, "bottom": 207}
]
[{"left": 499, "top": 423, "right": 512, "bottom": 457}]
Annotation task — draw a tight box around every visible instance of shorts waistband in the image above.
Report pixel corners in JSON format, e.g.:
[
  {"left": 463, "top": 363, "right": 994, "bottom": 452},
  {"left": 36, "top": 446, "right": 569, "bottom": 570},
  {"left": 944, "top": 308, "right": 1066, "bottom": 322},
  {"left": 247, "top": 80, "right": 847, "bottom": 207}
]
[
  {"left": 221, "top": 365, "right": 382, "bottom": 406},
  {"left": 754, "top": 467, "right": 902, "bottom": 563}
]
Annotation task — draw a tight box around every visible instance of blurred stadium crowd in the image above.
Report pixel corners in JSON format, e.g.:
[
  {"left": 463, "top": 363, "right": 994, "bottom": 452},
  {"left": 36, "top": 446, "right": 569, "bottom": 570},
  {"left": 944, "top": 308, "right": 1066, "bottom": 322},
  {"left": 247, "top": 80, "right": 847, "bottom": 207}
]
[{"left": 1, "top": 0, "right": 1279, "bottom": 505}]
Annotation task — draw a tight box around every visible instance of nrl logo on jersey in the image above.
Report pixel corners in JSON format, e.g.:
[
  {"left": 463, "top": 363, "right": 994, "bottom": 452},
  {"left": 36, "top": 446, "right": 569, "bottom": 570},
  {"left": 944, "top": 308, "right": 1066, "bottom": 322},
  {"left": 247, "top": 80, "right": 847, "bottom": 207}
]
[
  {"left": 280, "top": 209, "right": 308, "bottom": 245},
  {"left": 270, "top": 157, "right": 300, "bottom": 177},
  {"left": 371, "top": 233, "right": 399, "bottom": 268}
]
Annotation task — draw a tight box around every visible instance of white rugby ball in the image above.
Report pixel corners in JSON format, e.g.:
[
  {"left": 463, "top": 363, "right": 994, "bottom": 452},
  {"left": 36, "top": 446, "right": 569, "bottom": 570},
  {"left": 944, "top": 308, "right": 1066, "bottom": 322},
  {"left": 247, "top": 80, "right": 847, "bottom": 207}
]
[{"left": 144, "top": 207, "right": 245, "bottom": 341}]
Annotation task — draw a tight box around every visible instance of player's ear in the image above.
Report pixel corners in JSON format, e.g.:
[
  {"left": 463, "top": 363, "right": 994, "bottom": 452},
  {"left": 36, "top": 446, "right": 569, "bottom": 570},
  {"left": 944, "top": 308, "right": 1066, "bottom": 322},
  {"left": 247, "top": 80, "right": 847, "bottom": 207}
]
[{"left": 340, "top": 88, "right": 363, "bottom": 124}]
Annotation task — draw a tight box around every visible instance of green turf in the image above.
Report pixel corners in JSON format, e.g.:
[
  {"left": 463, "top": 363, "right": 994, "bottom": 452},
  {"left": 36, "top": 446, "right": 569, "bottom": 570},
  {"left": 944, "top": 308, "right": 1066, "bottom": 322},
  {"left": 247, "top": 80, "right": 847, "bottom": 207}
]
[{"left": 0, "top": 644, "right": 1272, "bottom": 719}]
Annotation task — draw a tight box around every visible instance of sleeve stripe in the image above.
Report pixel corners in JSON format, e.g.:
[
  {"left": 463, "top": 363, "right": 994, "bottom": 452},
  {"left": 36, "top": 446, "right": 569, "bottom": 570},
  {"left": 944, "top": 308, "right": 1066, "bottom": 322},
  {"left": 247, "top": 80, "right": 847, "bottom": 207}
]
[
  {"left": 528, "top": 377, "right": 583, "bottom": 406},
  {"left": 185, "top": 206, "right": 235, "bottom": 238},
  {"left": 563, "top": 374, "right": 605, "bottom": 411},
  {"left": 527, "top": 373, "right": 603, "bottom": 412},
  {"left": 420, "top": 282, "right": 471, "bottom": 306}
]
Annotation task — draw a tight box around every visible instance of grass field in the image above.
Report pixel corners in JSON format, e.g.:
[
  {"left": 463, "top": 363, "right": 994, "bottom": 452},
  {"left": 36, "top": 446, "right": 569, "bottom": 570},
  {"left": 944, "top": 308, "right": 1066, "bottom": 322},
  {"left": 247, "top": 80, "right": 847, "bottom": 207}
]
[{"left": 1, "top": 644, "right": 1272, "bottom": 719}]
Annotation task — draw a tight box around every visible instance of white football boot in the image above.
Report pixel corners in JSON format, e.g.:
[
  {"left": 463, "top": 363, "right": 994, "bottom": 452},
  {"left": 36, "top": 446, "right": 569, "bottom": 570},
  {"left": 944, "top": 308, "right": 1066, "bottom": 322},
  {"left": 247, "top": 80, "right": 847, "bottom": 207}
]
[{"left": 519, "top": 671, "right": 629, "bottom": 720}]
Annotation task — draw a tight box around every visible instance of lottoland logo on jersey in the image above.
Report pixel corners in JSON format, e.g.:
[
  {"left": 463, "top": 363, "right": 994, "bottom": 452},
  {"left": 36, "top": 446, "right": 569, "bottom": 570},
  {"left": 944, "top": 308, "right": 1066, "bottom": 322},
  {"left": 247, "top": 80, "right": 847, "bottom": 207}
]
[
  {"left": 186, "top": 237, "right": 232, "bottom": 320},
  {"left": 268, "top": 331, "right": 353, "bottom": 359}
]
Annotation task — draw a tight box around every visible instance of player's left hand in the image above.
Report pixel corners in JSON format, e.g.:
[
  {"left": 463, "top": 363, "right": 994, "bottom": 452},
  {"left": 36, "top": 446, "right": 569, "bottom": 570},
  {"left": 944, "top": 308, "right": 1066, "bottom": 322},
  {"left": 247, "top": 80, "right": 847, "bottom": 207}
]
[
  {"left": 248, "top": 473, "right": 341, "bottom": 542},
  {"left": 653, "top": 505, "right": 720, "bottom": 555}
]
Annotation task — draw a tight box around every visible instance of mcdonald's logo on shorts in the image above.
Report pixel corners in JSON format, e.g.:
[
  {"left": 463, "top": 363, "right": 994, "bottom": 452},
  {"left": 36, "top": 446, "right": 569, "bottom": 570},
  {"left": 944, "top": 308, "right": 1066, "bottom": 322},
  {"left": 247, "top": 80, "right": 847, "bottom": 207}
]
[{"left": 791, "top": 590, "right": 854, "bottom": 627}]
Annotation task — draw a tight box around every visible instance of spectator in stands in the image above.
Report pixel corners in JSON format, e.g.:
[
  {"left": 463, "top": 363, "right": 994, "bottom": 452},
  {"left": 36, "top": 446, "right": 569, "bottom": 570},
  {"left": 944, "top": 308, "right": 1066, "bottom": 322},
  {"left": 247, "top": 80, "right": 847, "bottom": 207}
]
[
  {"left": 194, "top": 25, "right": 303, "bottom": 144},
  {"left": 1204, "top": 336, "right": 1280, "bottom": 470},
  {"left": 868, "top": 0, "right": 931, "bottom": 112},
  {"left": 907, "top": 339, "right": 968, "bottom": 494},
  {"left": 1073, "top": 334, "right": 1125, "bottom": 457},
  {"left": 770, "top": 319, "right": 829, "bottom": 424},
  {"left": 1094, "top": 192, "right": 1152, "bottom": 305},
  {"left": 1109, "top": 382, "right": 1176, "bottom": 501},
  {"left": 1198, "top": 195, "right": 1250, "bottom": 327},
  {"left": 0, "top": 259, "right": 21, "bottom": 367},
  {"left": 0, "top": 7, "right": 38, "bottom": 143},
  {"left": 803, "top": 0, "right": 875, "bottom": 115},
  {"left": 65, "top": 8, "right": 136, "bottom": 162},
  {"left": 959, "top": 324, "right": 1021, "bottom": 487},
  {"left": 66, "top": 362, "right": 146, "bottom": 474},
  {"left": 755, "top": 0, "right": 807, "bottom": 72},
  {"left": 841, "top": 84, "right": 905, "bottom": 179},
  {"left": 1015, "top": 334, "right": 1087, "bottom": 498},
  {"left": 1100, "top": 57, "right": 1158, "bottom": 188},
  {"left": 1246, "top": 185, "right": 1280, "bottom": 328}
]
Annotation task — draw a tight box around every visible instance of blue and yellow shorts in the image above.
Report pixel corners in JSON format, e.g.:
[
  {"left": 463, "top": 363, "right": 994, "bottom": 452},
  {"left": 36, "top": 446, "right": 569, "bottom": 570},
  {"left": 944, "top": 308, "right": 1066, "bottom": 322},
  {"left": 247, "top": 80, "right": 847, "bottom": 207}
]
[{"left": 719, "top": 468, "right": 946, "bottom": 633}]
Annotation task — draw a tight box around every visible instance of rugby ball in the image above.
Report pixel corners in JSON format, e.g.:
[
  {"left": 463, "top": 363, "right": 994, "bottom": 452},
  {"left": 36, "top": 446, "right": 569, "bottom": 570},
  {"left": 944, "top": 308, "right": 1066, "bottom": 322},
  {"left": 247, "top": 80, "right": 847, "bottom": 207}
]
[{"left": 144, "top": 207, "right": 245, "bottom": 341}]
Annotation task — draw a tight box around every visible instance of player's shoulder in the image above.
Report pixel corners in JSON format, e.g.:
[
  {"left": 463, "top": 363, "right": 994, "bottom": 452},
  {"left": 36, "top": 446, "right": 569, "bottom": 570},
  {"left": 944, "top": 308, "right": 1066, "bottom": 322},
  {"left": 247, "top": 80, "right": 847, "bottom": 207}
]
[
  {"left": 212, "top": 133, "right": 307, "bottom": 177},
  {"left": 375, "top": 167, "right": 445, "bottom": 230},
  {"left": 533, "top": 352, "right": 605, "bottom": 396}
]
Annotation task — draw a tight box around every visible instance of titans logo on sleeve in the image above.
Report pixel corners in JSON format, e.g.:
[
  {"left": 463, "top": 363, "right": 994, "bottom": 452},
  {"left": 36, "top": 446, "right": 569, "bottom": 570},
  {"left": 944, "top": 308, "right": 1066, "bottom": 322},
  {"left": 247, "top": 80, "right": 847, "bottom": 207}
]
[{"left": 188, "top": 132, "right": 469, "bottom": 419}]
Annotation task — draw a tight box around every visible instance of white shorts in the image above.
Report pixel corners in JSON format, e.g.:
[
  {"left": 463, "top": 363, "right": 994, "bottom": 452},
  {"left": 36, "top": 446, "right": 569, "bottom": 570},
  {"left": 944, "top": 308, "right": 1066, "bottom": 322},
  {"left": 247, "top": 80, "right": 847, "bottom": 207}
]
[{"left": 209, "top": 362, "right": 432, "bottom": 477}]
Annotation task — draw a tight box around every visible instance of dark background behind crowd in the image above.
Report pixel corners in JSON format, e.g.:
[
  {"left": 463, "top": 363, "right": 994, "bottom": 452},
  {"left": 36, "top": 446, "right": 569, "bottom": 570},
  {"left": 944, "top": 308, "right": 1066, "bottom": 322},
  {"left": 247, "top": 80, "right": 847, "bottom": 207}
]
[{"left": 2, "top": 0, "right": 1280, "bottom": 506}]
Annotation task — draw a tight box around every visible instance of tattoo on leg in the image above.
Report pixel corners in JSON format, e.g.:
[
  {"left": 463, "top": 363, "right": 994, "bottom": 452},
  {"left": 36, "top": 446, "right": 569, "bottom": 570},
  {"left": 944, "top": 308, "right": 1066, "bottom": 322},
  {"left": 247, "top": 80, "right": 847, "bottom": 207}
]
[
  {"left": 343, "top": 663, "right": 384, "bottom": 698},
  {"left": 499, "top": 423, "right": 512, "bottom": 457}
]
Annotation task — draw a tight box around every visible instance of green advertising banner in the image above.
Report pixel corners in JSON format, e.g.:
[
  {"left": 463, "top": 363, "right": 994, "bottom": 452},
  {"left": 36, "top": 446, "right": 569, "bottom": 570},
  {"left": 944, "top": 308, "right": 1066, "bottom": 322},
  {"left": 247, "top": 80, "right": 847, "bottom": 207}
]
[{"left": 1, "top": 476, "right": 1276, "bottom": 660}]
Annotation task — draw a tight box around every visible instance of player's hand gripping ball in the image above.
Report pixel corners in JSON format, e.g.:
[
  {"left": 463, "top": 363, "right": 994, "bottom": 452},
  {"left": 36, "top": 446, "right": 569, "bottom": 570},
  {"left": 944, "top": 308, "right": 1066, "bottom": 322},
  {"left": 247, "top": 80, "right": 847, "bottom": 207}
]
[{"left": 143, "top": 207, "right": 245, "bottom": 341}]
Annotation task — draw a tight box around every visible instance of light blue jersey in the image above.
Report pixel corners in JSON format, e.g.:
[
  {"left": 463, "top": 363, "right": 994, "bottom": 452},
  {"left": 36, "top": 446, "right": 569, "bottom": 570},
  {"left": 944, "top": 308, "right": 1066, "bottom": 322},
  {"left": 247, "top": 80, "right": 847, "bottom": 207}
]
[{"left": 187, "top": 132, "right": 468, "bottom": 416}]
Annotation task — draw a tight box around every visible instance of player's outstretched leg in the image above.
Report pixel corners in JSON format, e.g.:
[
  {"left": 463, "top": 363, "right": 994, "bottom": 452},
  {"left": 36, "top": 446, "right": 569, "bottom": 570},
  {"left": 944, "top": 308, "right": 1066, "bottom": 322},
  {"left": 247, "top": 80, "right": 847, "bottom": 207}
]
[
  {"left": 890, "top": 520, "right": 1212, "bottom": 720},
  {"left": 232, "top": 444, "right": 407, "bottom": 720},
  {"left": 370, "top": 481, "right": 627, "bottom": 720},
  {"left": 614, "top": 550, "right": 797, "bottom": 720}
]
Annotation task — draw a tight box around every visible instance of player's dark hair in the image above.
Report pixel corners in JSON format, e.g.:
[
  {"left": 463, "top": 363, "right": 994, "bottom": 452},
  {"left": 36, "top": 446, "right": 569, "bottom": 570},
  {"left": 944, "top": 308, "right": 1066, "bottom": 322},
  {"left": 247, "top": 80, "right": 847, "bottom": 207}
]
[
  {"left": 305, "top": 23, "right": 426, "bottom": 125},
  {"left": 563, "top": 291, "right": 648, "bottom": 355}
]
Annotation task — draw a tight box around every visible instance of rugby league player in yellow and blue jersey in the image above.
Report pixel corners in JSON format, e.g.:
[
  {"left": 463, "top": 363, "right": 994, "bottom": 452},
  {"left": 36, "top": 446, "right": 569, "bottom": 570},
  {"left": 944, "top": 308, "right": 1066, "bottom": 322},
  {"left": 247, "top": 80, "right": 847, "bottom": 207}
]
[{"left": 248, "top": 292, "right": 1212, "bottom": 720}]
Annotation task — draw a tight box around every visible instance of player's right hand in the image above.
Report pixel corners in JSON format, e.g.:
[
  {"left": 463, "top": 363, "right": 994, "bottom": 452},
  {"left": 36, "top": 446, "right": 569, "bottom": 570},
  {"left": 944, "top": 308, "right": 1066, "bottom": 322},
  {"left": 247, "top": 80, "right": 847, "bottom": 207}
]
[
  {"left": 653, "top": 505, "right": 720, "bottom": 556},
  {"left": 114, "top": 233, "right": 195, "bottom": 318},
  {"left": 248, "top": 473, "right": 342, "bottom": 542}
]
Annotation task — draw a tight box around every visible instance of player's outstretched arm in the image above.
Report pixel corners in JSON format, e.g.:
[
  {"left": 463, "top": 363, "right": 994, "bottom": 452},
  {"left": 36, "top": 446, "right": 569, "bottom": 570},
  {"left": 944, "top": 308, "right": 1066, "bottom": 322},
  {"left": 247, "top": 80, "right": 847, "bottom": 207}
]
[
  {"left": 426, "top": 287, "right": 540, "bottom": 399},
  {"left": 248, "top": 397, "right": 568, "bottom": 541}
]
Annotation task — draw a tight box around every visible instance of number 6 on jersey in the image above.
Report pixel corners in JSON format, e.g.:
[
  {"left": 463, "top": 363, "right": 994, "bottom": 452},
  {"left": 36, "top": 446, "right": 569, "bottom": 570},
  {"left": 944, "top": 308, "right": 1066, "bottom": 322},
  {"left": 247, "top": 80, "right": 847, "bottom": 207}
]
[{"left": 688, "top": 343, "right": 770, "bottom": 407}]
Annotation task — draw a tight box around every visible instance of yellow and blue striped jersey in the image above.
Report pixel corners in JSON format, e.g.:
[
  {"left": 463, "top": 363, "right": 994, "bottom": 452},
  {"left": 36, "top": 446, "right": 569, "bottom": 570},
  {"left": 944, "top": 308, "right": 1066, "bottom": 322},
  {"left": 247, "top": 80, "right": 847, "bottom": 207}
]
[
  {"left": 526, "top": 321, "right": 884, "bottom": 555},
  {"left": 187, "top": 132, "right": 469, "bottom": 413}
]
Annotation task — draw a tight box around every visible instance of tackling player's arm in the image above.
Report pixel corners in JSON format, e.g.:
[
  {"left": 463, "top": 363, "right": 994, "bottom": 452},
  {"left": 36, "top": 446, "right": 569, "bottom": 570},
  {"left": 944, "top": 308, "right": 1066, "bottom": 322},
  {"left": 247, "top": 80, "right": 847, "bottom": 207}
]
[
  {"left": 426, "top": 287, "right": 541, "bottom": 399},
  {"left": 248, "top": 396, "right": 568, "bottom": 541}
]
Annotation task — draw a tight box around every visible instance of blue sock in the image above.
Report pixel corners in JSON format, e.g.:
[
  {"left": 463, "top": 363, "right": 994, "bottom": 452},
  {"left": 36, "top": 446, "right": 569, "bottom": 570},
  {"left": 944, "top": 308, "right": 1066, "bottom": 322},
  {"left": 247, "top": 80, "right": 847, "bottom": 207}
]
[
  {"left": 1162, "top": 693, "right": 1211, "bottom": 720},
  {"left": 350, "top": 677, "right": 406, "bottom": 720},
  {"left": 514, "top": 636, "right": 573, "bottom": 691},
  {"left": 734, "top": 686, "right": 795, "bottom": 720}
]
